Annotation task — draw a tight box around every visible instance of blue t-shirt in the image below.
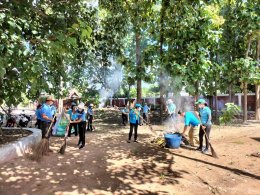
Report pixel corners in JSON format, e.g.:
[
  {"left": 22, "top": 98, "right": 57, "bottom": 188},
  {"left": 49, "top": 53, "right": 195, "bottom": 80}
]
[
  {"left": 143, "top": 105, "right": 150, "bottom": 113},
  {"left": 167, "top": 103, "right": 176, "bottom": 114},
  {"left": 35, "top": 109, "right": 41, "bottom": 119},
  {"left": 71, "top": 111, "right": 78, "bottom": 121},
  {"left": 40, "top": 104, "right": 53, "bottom": 122},
  {"left": 121, "top": 108, "right": 128, "bottom": 114},
  {"left": 77, "top": 111, "right": 86, "bottom": 122},
  {"left": 199, "top": 106, "right": 212, "bottom": 125},
  {"left": 129, "top": 109, "right": 140, "bottom": 124},
  {"left": 87, "top": 108, "right": 93, "bottom": 116},
  {"left": 184, "top": 112, "right": 200, "bottom": 127},
  {"left": 50, "top": 106, "right": 56, "bottom": 116}
]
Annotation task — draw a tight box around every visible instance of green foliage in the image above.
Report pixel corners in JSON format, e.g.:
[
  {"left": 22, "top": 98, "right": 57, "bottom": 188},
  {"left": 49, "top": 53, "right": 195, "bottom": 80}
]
[{"left": 219, "top": 103, "right": 241, "bottom": 125}]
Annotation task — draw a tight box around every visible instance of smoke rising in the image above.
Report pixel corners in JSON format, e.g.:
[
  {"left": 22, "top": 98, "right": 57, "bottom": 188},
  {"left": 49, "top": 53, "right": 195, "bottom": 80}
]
[{"left": 98, "top": 59, "right": 123, "bottom": 108}]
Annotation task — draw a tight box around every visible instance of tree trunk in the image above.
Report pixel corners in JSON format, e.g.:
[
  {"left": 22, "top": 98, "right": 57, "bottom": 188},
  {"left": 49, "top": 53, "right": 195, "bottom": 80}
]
[
  {"left": 256, "top": 39, "right": 260, "bottom": 120},
  {"left": 214, "top": 91, "right": 218, "bottom": 122},
  {"left": 159, "top": 72, "right": 165, "bottom": 123},
  {"left": 243, "top": 34, "right": 252, "bottom": 122},
  {"left": 159, "top": 0, "right": 168, "bottom": 123},
  {"left": 135, "top": 33, "right": 142, "bottom": 103},
  {"left": 243, "top": 82, "right": 248, "bottom": 122},
  {"left": 256, "top": 85, "right": 260, "bottom": 120},
  {"left": 228, "top": 85, "right": 235, "bottom": 102}
]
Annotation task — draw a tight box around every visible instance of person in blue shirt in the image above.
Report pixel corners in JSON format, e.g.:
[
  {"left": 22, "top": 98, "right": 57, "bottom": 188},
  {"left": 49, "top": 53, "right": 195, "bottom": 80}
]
[
  {"left": 35, "top": 104, "right": 42, "bottom": 129},
  {"left": 70, "top": 103, "right": 86, "bottom": 149},
  {"left": 40, "top": 96, "right": 55, "bottom": 141},
  {"left": 166, "top": 99, "right": 176, "bottom": 120},
  {"left": 127, "top": 103, "right": 141, "bottom": 143},
  {"left": 68, "top": 104, "right": 79, "bottom": 137},
  {"left": 178, "top": 110, "right": 200, "bottom": 147},
  {"left": 121, "top": 105, "right": 129, "bottom": 126},
  {"left": 87, "top": 103, "right": 94, "bottom": 131},
  {"left": 142, "top": 103, "right": 150, "bottom": 124},
  {"left": 196, "top": 99, "right": 212, "bottom": 153}
]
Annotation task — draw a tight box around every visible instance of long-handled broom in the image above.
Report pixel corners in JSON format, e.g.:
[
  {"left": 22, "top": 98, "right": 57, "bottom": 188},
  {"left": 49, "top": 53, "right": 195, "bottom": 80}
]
[
  {"left": 201, "top": 126, "right": 218, "bottom": 158},
  {"left": 193, "top": 111, "right": 218, "bottom": 158},
  {"left": 31, "top": 116, "right": 56, "bottom": 161}
]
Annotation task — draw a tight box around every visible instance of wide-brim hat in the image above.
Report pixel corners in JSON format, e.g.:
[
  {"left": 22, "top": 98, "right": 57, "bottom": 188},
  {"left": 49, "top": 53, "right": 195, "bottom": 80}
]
[{"left": 46, "top": 95, "right": 55, "bottom": 101}]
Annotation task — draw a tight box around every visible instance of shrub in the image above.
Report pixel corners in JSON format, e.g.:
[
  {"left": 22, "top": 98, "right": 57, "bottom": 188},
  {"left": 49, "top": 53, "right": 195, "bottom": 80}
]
[{"left": 219, "top": 103, "right": 241, "bottom": 125}]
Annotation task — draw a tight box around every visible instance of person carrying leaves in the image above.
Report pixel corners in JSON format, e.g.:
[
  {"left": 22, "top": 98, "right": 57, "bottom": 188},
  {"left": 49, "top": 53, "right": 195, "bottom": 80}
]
[
  {"left": 127, "top": 103, "right": 142, "bottom": 143},
  {"left": 178, "top": 110, "right": 200, "bottom": 147}
]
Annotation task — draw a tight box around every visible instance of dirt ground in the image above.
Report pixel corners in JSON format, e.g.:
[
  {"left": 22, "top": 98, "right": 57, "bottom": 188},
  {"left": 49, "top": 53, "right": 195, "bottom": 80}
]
[{"left": 0, "top": 110, "right": 259, "bottom": 195}]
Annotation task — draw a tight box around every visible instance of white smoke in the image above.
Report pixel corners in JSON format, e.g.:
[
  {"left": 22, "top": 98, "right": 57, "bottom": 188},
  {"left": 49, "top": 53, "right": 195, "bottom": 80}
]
[{"left": 98, "top": 59, "right": 123, "bottom": 108}]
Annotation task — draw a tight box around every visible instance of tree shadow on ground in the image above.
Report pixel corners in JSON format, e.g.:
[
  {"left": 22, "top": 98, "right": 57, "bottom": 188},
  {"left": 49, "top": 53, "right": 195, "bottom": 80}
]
[
  {"left": 170, "top": 152, "right": 260, "bottom": 180},
  {"left": 250, "top": 137, "right": 260, "bottom": 142},
  {"left": 0, "top": 130, "right": 186, "bottom": 195}
]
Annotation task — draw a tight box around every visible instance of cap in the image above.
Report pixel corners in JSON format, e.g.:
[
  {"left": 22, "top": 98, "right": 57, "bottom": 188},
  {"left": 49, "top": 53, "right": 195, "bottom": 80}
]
[
  {"left": 135, "top": 103, "right": 142, "bottom": 108},
  {"left": 195, "top": 99, "right": 206, "bottom": 105},
  {"left": 71, "top": 102, "right": 77, "bottom": 106},
  {"left": 46, "top": 96, "right": 55, "bottom": 101},
  {"left": 89, "top": 103, "right": 94, "bottom": 107}
]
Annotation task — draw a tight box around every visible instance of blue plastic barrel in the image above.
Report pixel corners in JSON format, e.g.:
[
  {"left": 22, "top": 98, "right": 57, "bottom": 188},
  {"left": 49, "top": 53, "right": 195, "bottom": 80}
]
[{"left": 164, "top": 133, "right": 182, "bottom": 149}]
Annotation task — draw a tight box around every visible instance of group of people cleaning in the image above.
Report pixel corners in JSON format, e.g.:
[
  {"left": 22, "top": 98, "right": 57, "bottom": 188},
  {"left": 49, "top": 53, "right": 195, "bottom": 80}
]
[
  {"left": 124, "top": 98, "right": 212, "bottom": 154},
  {"left": 35, "top": 96, "right": 94, "bottom": 150}
]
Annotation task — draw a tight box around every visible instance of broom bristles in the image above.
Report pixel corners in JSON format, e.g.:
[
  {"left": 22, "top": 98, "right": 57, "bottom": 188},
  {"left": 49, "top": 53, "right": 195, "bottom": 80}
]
[
  {"left": 209, "top": 143, "right": 218, "bottom": 158},
  {"left": 31, "top": 138, "right": 49, "bottom": 161},
  {"left": 59, "top": 139, "right": 66, "bottom": 154}
]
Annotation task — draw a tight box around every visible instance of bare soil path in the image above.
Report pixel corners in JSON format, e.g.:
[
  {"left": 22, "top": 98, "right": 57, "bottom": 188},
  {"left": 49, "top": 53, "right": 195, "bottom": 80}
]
[{"left": 0, "top": 110, "right": 259, "bottom": 195}]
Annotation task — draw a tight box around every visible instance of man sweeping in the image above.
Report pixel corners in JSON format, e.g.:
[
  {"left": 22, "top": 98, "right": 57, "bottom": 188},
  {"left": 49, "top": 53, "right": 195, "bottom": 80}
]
[
  {"left": 40, "top": 96, "right": 55, "bottom": 152},
  {"left": 178, "top": 110, "right": 200, "bottom": 147}
]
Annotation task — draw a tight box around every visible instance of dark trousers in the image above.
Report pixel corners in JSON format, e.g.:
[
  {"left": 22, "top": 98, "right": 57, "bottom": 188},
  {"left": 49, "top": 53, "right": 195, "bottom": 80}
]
[
  {"left": 35, "top": 119, "right": 41, "bottom": 129},
  {"left": 78, "top": 121, "right": 86, "bottom": 146},
  {"left": 122, "top": 113, "right": 128, "bottom": 125},
  {"left": 129, "top": 123, "right": 138, "bottom": 141},
  {"left": 68, "top": 123, "right": 78, "bottom": 137},
  {"left": 199, "top": 125, "right": 212, "bottom": 150},
  {"left": 41, "top": 121, "right": 51, "bottom": 139},
  {"left": 143, "top": 113, "right": 149, "bottom": 124},
  {"left": 87, "top": 115, "right": 93, "bottom": 131}
]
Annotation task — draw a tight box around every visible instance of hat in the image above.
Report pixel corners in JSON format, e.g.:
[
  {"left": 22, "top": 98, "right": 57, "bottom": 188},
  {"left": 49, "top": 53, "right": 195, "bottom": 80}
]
[
  {"left": 46, "top": 96, "right": 55, "bottom": 101},
  {"left": 195, "top": 99, "right": 206, "bottom": 105},
  {"left": 89, "top": 103, "right": 94, "bottom": 107},
  {"left": 78, "top": 103, "right": 85, "bottom": 109},
  {"left": 135, "top": 103, "right": 142, "bottom": 108}
]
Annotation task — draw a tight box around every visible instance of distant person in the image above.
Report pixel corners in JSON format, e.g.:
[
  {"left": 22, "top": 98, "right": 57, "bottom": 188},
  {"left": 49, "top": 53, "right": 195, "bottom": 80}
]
[
  {"left": 166, "top": 99, "right": 176, "bottom": 120},
  {"left": 68, "top": 104, "right": 79, "bottom": 137},
  {"left": 127, "top": 104, "right": 142, "bottom": 143},
  {"left": 121, "top": 105, "right": 129, "bottom": 126},
  {"left": 69, "top": 103, "right": 86, "bottom": 149},
  {"left": 35, "top": 104, "right": 42, "bottom": 129},
  {"left": 142, "top": 103, "right": 150, "bottom": 124},
  {"left": 196, "top": 99, "right": 212, "bottom": 154},
  {"left": 178, "top": 110, "right": 200, "bottom": 147},
  {"left": 87, "top": 103, "right": 94, "bottom": 131}
]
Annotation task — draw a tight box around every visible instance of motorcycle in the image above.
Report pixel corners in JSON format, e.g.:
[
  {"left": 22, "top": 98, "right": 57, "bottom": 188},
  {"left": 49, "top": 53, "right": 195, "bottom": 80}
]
[{"left": 18, "top": 114, "right": 31, "bottom": 127}]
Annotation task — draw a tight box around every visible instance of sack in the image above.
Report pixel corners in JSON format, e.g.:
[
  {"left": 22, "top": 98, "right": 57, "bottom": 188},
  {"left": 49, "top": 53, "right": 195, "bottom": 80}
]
[{"left": 52, "top": 113, "right": 70, "bottom": 136}]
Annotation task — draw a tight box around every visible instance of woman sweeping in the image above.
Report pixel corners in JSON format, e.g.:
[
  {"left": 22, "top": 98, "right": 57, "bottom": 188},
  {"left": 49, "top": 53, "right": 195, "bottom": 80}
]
[
  {"left": 127, "top": 103, "right": 142, "bottom": 143},
  {"left": 77, "top": 103, "right": 87, "bottom": 149}
]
